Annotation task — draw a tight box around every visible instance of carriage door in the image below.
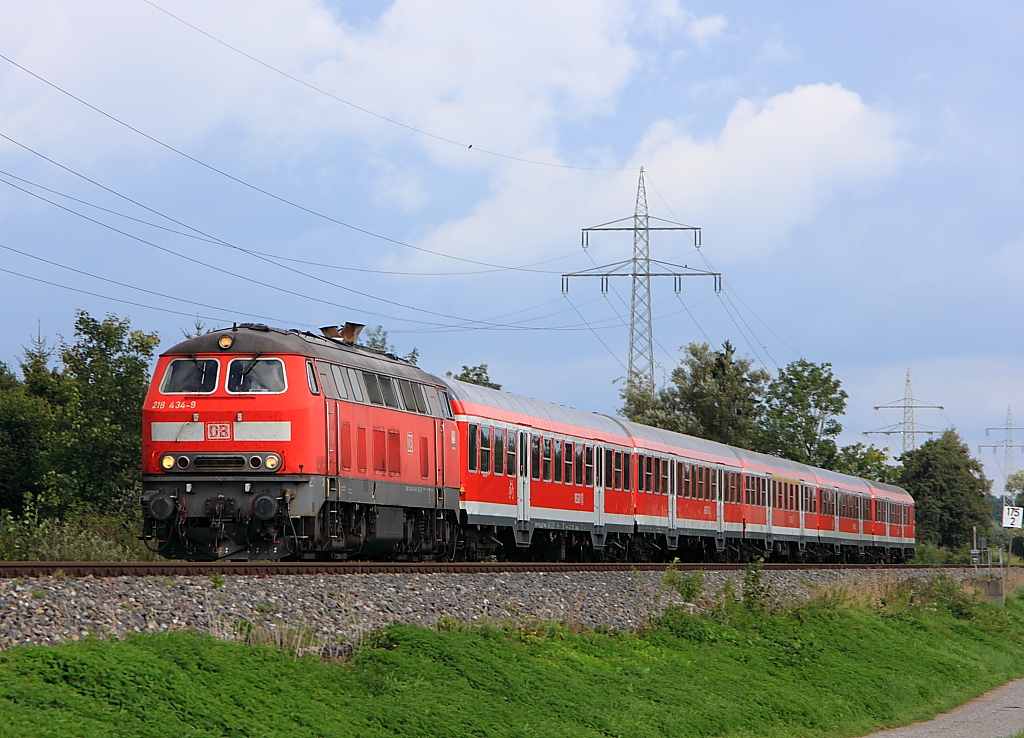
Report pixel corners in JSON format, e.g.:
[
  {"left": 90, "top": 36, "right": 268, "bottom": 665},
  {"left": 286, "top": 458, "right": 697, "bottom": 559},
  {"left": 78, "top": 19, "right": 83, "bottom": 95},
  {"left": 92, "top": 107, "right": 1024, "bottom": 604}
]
[
  {"left": 517, "top": 430, "right": 530, "bottom": 523},
  {"left": 716, "top": 467, "right": 725, "bottom": 538},
  {"left": 799, "top": 482, "right": 808, "bottom": 539},
  {"left": 668, "top": 460, "right": 677, "bottom": 533},
  {"left": 594, "top": 446, "right": 605, "bottom": 529}
]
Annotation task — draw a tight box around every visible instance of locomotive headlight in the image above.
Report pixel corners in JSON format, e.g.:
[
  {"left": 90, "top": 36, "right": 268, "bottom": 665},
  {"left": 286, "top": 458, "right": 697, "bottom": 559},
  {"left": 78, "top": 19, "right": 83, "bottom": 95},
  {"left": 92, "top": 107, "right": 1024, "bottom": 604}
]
[
  {"left": 264, "top": 454, "right": 281, "bottom": 471},
  {"left": 217, "top": 334, "right": 234, "bottom": 350},
  {"left": 160, "top": 454, "right": 175, "bottom": 471}
]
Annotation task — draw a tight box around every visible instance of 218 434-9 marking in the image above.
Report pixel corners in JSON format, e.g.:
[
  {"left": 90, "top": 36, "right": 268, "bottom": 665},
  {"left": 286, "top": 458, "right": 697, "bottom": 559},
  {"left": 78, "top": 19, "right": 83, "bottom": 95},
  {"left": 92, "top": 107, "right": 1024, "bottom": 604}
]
[{"left": 150, "top": 400, "right": 197, "bottom": 410}]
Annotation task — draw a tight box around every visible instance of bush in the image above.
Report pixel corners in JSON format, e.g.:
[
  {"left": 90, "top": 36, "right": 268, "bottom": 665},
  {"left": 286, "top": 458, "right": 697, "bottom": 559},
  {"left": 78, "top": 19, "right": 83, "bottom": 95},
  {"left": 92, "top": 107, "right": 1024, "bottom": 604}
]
[{"left": 0, "top": 509, "right": 157, "bottom": 561}]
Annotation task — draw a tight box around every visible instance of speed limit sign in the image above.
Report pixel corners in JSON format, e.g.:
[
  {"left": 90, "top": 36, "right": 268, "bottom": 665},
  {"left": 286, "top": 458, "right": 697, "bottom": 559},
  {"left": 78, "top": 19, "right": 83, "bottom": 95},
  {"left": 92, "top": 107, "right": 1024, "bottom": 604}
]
[{"left": 1003, "top": 506, "right": 1023, "bottom": 528}]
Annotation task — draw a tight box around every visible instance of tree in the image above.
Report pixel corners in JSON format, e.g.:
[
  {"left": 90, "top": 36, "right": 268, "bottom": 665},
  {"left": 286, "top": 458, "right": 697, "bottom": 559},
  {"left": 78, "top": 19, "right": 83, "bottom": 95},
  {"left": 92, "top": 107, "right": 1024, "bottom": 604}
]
[
  {"left": 752, "top": 359, "right": 848, "bottom": 467},
  {"left": 620, "top": 341, "right": 768, "bottom": 447},
  {"left": 832, "top": 443, "right": 901, "bottom": 483},
  {"left": 56, "top": 311, "right": 159, "bottom": 512},
  {"left": 0, "top": 380, "right": 55, "bottom": 514},
  {"left": 1005, "top": 470, "right": 1024, "bottom": 506},
  {"left": 360, "top": 325, "right": 419, "bottom": 365},
  {"left": 447, "top": 364, "right": 501, "bottom": 390},
  {"left": 899, "top": 430, "right": 992, "bottom": 549}
]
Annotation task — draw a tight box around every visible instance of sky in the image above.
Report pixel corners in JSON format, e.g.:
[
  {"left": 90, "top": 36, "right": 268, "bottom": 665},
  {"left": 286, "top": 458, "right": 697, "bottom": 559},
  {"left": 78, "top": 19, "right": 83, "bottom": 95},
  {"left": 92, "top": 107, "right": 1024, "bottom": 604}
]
[{"left": 1, "top": 1, "right": 1022, "bottom": 490}]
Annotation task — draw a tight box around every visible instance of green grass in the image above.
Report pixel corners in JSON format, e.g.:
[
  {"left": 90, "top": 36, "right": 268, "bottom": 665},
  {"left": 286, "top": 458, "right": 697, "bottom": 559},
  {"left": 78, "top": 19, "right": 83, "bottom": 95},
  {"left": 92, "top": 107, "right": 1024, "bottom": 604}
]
[{"left": 2, "top": 578, "right": 1024, "bottom": 737}]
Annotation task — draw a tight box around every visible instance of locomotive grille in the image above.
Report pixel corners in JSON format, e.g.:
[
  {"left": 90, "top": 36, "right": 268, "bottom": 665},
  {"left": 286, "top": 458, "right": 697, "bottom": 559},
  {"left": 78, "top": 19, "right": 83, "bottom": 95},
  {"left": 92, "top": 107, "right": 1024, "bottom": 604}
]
[{"left": 192, "top": 455, "right": 247, "bottom": 470}]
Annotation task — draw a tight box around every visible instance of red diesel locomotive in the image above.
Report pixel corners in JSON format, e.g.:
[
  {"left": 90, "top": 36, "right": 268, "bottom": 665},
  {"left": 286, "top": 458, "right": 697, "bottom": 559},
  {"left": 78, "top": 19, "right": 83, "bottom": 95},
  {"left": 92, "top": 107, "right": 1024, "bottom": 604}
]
[{"left": 140, "top": 323, "right": 915, "bottom": 562}]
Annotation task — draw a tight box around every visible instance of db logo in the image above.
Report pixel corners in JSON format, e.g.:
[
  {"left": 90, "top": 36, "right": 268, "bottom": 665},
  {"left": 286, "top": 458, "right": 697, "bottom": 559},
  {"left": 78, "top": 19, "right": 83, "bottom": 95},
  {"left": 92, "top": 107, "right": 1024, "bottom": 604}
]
[{"left": 206, "top": 422, "right": 232, "bottom": 441}]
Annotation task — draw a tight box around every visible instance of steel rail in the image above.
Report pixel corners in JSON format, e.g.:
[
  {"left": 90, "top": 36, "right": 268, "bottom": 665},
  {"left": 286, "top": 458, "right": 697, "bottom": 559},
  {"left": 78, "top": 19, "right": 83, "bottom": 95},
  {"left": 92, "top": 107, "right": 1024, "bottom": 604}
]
[{"left": 0, "top": 561, "right": 964, "bottom": 578}]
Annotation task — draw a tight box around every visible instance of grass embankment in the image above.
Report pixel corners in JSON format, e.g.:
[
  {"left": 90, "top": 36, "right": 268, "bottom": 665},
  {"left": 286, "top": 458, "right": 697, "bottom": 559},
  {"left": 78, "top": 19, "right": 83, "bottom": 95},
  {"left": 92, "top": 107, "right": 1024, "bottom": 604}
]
[{"left": 2, "top": 576, "right": 1024, "bottom": 738}]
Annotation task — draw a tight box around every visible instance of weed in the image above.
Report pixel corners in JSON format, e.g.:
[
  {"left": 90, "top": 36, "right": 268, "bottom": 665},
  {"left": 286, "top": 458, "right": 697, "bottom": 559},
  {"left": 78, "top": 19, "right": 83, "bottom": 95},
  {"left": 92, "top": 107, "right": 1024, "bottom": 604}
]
[
  {"left": 661, "top": 564, "right": 705, "bottom": 603},
  {"left": 742, "top": 557, "right": 773, "bottom": 612},
  {"left": 30, "top": 589, "right": 46, "bottom": 600},
  {"left": 209, "top": 573, "right": 226, "bottom": 589}
]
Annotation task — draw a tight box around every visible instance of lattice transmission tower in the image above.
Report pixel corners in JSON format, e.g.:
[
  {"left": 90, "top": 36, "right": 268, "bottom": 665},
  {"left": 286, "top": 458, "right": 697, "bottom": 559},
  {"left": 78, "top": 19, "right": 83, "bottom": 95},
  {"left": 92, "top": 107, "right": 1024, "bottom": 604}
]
[
  {"left": 561, "top": 167, "right": 721, "bottom": 388},
  {"left": 979, "top": 406, "right": 1024, "bottom": 496},
  {"left": 864, "top": 369, "right": 944, "bottom": 455}
]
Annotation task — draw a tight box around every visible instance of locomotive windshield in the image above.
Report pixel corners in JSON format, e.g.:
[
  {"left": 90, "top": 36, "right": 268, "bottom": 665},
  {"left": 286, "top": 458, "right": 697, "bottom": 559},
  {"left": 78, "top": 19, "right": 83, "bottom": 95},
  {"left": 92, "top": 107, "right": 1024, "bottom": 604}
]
[
  {"left": 160, "top": 358, "right": 219, "bottom": 394},
  {"left": 227, "top": 358, "right": 287, "bottom": 393}
]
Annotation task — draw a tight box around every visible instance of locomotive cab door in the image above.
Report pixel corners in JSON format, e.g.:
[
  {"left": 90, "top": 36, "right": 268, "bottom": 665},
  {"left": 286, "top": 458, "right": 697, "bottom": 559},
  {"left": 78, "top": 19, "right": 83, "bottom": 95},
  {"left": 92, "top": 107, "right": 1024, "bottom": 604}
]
[{"left": 434, "top": 419, "right": 445, "bottom": 488}]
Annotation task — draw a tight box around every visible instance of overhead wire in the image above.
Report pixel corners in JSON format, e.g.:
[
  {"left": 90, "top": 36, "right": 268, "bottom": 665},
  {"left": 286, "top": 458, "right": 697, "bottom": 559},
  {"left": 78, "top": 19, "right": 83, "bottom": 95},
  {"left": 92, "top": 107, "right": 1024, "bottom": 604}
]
[
  {"left": 0, "top": 164, "right": 578, "bottom": 277},
  {"left": 0, "top": 171, "right": 631, "bottom": 334},
  {"left": 137, "top": 0, "right": 634, "bottom": 173},
  {"left": 0, "top": 263, "right": 272, "bottom": 327},
  {"left": 0, "top": 169, "right": 590, "bottom": 332},
  {"left": 561, "top": 295, "right": 627, "bottom": 371},
  {"left": 0, "top": 242, "right": 308, "bottom": 328},
  {"left": 0, "top": 56, "right": 585, "bottom": 273},
  {"left": 644, "top": 171, "right": 778, "bottom": 368}
]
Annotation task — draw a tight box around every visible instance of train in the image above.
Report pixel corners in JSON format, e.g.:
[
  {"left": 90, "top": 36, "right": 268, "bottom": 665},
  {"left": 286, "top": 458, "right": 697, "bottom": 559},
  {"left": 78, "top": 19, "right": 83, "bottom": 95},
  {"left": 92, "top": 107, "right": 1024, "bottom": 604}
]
[{"left": 139, "top": 322, "right": 915, "bottom": 562}]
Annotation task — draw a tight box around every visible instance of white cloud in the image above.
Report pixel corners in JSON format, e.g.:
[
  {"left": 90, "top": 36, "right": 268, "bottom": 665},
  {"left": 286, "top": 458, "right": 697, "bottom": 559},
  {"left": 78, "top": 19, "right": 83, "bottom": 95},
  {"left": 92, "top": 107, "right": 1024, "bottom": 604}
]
[
  {"left": 415, "top": 83, "right": 908, "bottom": 267},
  {"left": 644, "top": 0, "right": 727, "bottom": 47},
  {"left": 0, "top": 0, "right": 639, "bottom": 166}
]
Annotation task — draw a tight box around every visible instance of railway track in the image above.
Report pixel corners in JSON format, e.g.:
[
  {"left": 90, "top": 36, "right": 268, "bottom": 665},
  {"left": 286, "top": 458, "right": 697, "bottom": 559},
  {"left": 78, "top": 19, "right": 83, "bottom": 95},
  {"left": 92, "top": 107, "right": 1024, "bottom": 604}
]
[{"left": 0, "top": 561, "right": 966, "bottom": 578}]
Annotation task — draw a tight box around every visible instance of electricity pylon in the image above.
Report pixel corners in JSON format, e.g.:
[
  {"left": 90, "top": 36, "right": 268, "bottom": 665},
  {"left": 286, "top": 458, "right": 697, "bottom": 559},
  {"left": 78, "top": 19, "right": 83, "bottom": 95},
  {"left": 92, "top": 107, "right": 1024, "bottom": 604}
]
[
  {"left": 979, "top": 406, "right": 1024, "bottom": 495},
  {"left": 561, "top": 167, "right": 721, "bottom": 388},
  {"left": 864, "top": 368, "right": 944, "bottom": 455}
]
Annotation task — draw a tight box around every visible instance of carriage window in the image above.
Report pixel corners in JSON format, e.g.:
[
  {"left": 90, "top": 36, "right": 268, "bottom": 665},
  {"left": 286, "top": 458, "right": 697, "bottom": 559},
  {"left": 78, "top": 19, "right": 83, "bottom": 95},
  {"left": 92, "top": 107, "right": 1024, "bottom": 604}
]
[
  {"left": 614, "top": 451, "right": 623, "bottom": 491},
  {"left": 595, "top": 447, "right": 602, "bottom": 487},
  {"left": 554, "top": 440, "right": 563, "bottom": 483},
  {"left": 480, "top": 426, "right": 491, "bottom": 474},
  {"left": 653, "top": 458, "right": 661, "bottom": 494},
  {"left": 227, "top": 358, "right": 287, "bottom": 393},
  {"left": 606, "top": 450, "right": 614, "bottom": 490},
  {"left": 575, "top": 444, "right": 584, "bottom": 485},
  {"left": 329, "top": 365, "right": 349, "bottom": 399},
  {"left": 542, "top": 438, "right": 552, "bottom": 481},
  {"left": 494, "top": 428, "right": 505, "bottom": 475},
  {"left": 507, "top": 430, "right": 516, "bottom": 475},
  {"left": 585, "top": 446, "right": 594, "bottom": 487},
  {"left": 564, "top": 442, "right": 574, "bottom": 484},
  {"left": 637, "top": 454, "right": 645, "bottom": 492},
  {"left": 160, "top": 358, "right": 219, "bottom": 394},
  {"left": 468, "top": 423, "right": 478, "bottom": 472},
  {"left": 362, "top": 372, "right": 384, "bottom": 405},
  {"left": 623, "top": 452, "right": 632, "bottom": 491},
  {"left": 531, "top": 435, "right": 541, "bottom": 481},
  {"left": 346, "top": 368, "right": 365, "bottom": 402}
]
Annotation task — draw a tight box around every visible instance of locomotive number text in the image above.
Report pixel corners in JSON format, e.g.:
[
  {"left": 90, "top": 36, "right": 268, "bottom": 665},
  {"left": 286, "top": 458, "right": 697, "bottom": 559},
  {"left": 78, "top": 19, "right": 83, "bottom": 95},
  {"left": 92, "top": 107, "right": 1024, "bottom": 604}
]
[{"left": 150, "top": 400, "right": 197, "bottom": 409}]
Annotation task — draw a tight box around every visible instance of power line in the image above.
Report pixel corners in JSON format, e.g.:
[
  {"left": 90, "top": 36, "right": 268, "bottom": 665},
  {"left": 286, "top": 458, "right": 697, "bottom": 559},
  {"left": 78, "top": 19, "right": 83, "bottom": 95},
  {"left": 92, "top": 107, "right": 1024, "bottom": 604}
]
[
  {"left": 561, "top": 295, "right": 627, "bottom": 371},
  {"left": 0, "top": 58, "right": 584, "bottom": 273},
  {"left": 0, "top": 169, "right": 589, "bottom": 333},
  {"left": 138, "top": 0, "right": 634, "bottom": 173},
  {"left": 0, "top": 165, "right": 577, "bottom": 278},
  {"left": 0, "top": 242, "right": 308, "bottom": 328},
  {"left": 0, "top": 263, "right": 270, "bottom": 326}
]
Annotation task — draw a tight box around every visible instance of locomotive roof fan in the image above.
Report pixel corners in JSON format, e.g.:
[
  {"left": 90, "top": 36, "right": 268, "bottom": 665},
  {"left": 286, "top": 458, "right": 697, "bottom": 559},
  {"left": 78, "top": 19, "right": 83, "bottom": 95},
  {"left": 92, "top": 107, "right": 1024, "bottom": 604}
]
[{"left": 321, "top": 322, "right": 365, "bottom": 344}]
